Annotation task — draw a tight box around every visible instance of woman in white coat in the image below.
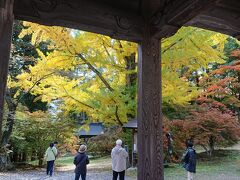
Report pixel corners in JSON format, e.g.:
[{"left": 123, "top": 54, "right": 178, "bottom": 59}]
[{"left": 111, "top": 139, "right": 128, "bottom": 180}]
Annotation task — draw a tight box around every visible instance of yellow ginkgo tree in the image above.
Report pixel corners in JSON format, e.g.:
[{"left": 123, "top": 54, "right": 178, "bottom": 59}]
[
  {"left": 15, "top": 22, "right": 138, "bottom": 125},
  {"left": 14, "top": 22, "right": 229, "bottom": 125}
]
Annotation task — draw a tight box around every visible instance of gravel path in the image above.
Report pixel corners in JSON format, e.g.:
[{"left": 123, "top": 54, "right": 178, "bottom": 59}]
[
  {"left": 0, "top": 168, "right": 136, "bottom": 180},
  {"left": 1, "top": 169, "right": 240, "bottom": 180}
]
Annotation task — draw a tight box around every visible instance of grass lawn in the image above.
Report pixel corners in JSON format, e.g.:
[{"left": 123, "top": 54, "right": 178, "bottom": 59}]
[
  {"left": 165, "top": 150, "right": 240, "bottom": 180},
  {"left": 55, "top": 155, "right": 111, "bottom": 167},
  {"left": 123, "top": 149, "right": 240, "bottom": 179},
  {"left": 29, "top": 149, "right": 240, "bottom": 179}
]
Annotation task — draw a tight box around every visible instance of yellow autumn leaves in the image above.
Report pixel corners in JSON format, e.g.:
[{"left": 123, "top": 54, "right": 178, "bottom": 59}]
[{"left": 12, "top": 22, "right": 229, "bottom": 124}]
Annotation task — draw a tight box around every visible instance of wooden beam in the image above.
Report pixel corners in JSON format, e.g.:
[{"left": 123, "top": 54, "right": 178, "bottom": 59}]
[
  {"left": 0, "top": 0, "right": 14, "bottom": 141},
  {"left": 13, "top": 0, "right": 144, "bottom": 42},
  {"left": 186, "top": 6, "right": 240, "bottom": 39},
  {"left": 165, "top": 0, "right": 218, "bottom": 25},
  {"left": 151, "top": 0, "right": 218, "bottom": 38},
  {"left": 188, "top": 15, "right": 240, "bottom": 39},
  {"left": 216, "top": 0, "right": 240, "bottom": 13},
  {"left": 137, "top": 24, "right": 163, "bottom": 180},
  {"left": 140, "top": 0, "right": 163, "bottom": 20}
]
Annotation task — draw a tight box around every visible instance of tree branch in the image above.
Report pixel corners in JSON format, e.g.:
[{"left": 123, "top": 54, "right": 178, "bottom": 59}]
[
  {"left": 115, "top": 105, "right": 123, "bottom": 126},
  {"left": 62, "top": 86, "right": 94, "bottom": 109},
  {"left": 16, "top": 72, "right": 55, "bottom": 105},
  {"left": 78, "top": 54, "right": 124, "bottom": 125},
  {"left": 162, "top": 29, "right": 197, "bottom": 54},
  {"left": 78, "top": 53, "right": 114, "bottom": 91}
]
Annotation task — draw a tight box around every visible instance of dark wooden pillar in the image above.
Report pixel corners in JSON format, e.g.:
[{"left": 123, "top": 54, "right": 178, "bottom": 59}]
[
  {"left": 137, "top": 24, "right": 163, "bottom": 180},
  {"left": 0, "top": 0, "right": 14, "bottom": 140}
]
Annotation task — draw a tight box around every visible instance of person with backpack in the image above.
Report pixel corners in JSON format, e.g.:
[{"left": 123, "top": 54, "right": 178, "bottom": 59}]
[
  {"left": 182, "top": 140, "right": 197, "bottom": 180},
  {"left": 74, "top": 145, "right": 89, "bottom": 180},
  {"left": 45, "top": 142, "right": 58, "bottom": 177},
  {"left": 111, "top": 139, "right": 128, "bottom": 180}
]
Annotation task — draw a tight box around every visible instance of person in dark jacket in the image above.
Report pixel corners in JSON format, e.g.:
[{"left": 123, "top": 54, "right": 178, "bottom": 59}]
[
  {"left": 183, "top": 140, "right": 196, "bottom": 180},
  {"left": 74, "top": 145, "right": 89, "bottom": 180}
]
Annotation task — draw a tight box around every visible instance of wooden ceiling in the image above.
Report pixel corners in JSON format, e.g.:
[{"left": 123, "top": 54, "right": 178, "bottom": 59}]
[{"left": 13, "top": 0, "right": 240, "bottom": 42}]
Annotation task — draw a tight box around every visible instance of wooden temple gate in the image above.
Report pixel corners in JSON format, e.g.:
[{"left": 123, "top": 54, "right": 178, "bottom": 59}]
[{"left": 0, "top": 0, "right": 240, "bottom": 179}]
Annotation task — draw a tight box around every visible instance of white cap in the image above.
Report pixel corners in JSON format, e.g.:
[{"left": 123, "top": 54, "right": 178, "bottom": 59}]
[
  {"left": 79, "top": 144, "right": 87, "bottom": 153},
  {"left": 116, "top": 139, "right": 122, "bottom": 146}
]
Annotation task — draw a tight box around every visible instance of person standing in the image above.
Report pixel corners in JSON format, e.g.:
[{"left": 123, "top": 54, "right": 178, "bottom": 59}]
[
  {"left": 183, "top": 140, "right": 197, "bottom": 180},
  {"left": 74, "top": 145, "right": 89, "bottom": 180},
  {"left": 53, "top": 141, "right": 59, "bottom": 157},
  {"left": 45, "top": 143, "right": 57, "bottom": 177},
  {"left": 111, "top": 139, "right": 128, "bottom": 180}
]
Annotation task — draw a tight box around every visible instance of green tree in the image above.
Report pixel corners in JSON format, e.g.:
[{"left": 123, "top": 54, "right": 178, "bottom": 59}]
[{"left": 12, "top": 108, "right": 75, "bottom": 166}]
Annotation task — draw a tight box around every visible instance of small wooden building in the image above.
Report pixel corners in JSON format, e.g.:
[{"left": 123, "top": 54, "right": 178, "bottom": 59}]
[
  {"left": 77, "top": 123, "right": 104, "bottom": 143},
  {"left": 123, "top": 118, "right": 138, "bottom": 167}
]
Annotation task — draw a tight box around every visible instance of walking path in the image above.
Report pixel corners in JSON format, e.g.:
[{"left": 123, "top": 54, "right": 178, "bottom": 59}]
[
  {"left": 0, "top": 168, "right": 136, "bottom": 180},
  {"left": 1, "top": 169, "right": 240, "bottom": 180},
  {"left": 1, "top": 143, "right": 240, "bottom": 180}
]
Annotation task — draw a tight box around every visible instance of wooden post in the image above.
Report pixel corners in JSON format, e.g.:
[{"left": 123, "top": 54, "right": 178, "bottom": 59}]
[
  {"left": 0, "top": 0, "right": 14, "bottom": 141},
  {"left": 131, "top": 128, "right": 134, "bottom": 167},
  {"left": 137, "top": 24, "right": 164, "bottom": 180}
]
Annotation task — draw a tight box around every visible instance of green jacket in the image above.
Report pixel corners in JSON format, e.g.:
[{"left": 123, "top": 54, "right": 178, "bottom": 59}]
[{"left": 45, "top": 147, "right": 57, "bottom": 161}]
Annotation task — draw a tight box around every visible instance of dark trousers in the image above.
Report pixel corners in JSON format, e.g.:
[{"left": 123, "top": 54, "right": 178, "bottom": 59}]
[
  {"left": 46, "top": 160, "right": 55, "bottom": 176},
  {"left": 75, "top": 172, "right": 86, "bottom": 180},
  {"left": 113, "top": 170, "right": 125, "bottom": 180}
]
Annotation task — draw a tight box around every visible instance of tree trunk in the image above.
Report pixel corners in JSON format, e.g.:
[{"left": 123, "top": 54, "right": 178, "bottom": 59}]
[
  {"left": 125, "top": 53, "right": 137, "bottom": 119},
  {"left": 209, "top": 136, "right": 215, "bottom": 157},
  {"left": 22, "top": 151, "right": 27, "bottom": 162},
  {"left": 12, "top": 151, "right": 18, "bottom": 162},
  {"left": 200, "top": 144, "right": 210, "bottom": 156},
  {"left": 1, "top": 93, "right": 17, "bottom": 146},
  {"left": 125, "top": 53, "right": 137, "bottom": 88},
  {"left": 31, "top": 149, "right": 36, "bottom": 161},
  {"left": 0, "top": 153, "right": 13, "bottom": 171},
  {"left": 38, "top": 151, "right": 44, "bottom": 166},
  {"left": 0, "top": 0, "right": 14, "bottom": 142},
  {"left": 237, "top": 72, "right": 240, "bottom": 122},
  {"left": 0, "top": 0, "right": 14, "bottom": 170}
]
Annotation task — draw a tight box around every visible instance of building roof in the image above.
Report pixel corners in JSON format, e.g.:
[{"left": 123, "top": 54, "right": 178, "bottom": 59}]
[
  {"left": 123, "top": 118, "right": 137, "bottom": 129},
  {"left": 77, "top": 123, "right": 104, "bottom": 138}
]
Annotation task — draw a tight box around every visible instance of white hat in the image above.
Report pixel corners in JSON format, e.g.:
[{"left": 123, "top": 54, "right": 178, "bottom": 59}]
[
  {"left": 79, "top": 145, "right": 87, "bottom": 153},
  {"left": 116, "top": 139, "right": 122, "bottom": 146}
]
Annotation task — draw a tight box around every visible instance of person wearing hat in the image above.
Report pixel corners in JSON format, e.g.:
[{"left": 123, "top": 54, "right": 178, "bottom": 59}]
[
  {"left": 111, "top": 139, "right": 128, "bottom": 180},
  {"left": 74, "top": 144, "right": 89, "bottom": 180},
  {"left": 44, "top": 142, "right": 58, "bottom": 176}
]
